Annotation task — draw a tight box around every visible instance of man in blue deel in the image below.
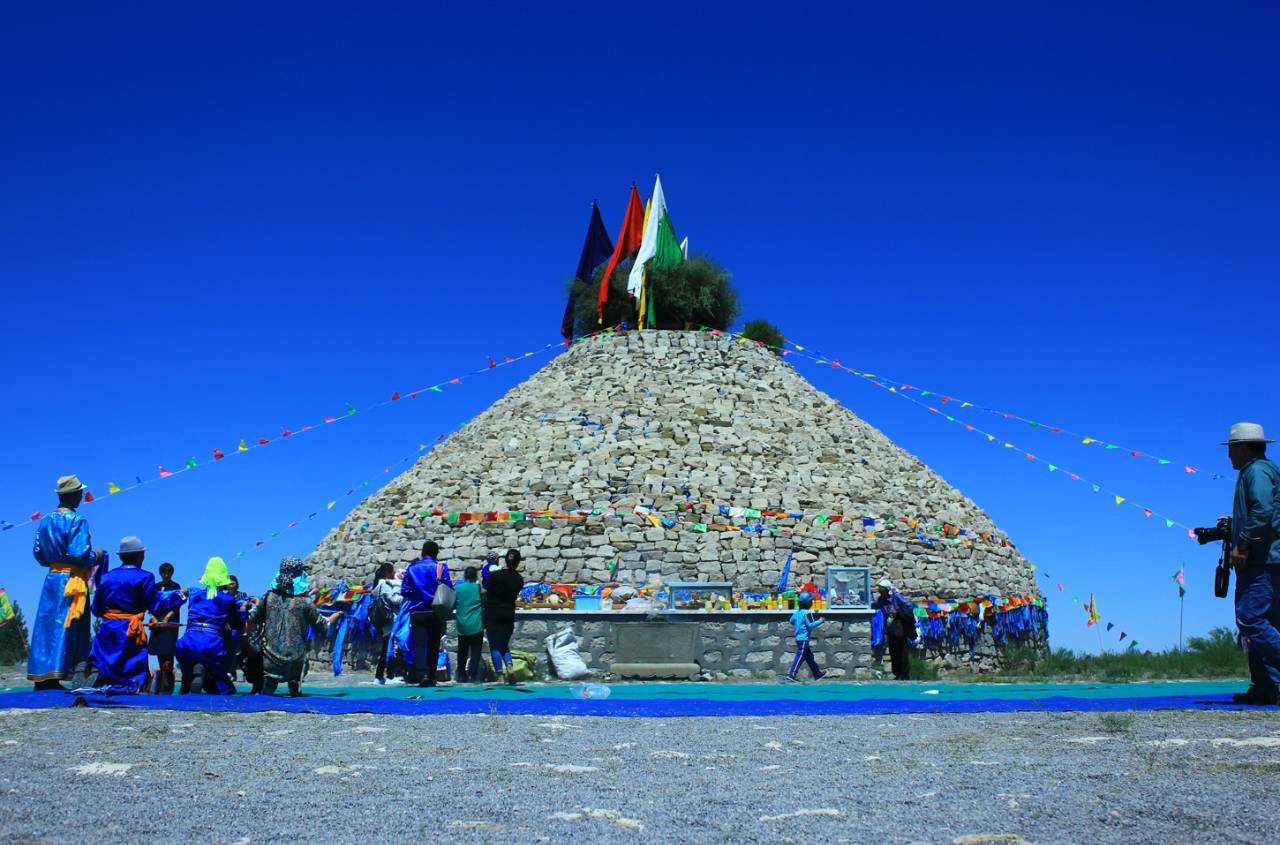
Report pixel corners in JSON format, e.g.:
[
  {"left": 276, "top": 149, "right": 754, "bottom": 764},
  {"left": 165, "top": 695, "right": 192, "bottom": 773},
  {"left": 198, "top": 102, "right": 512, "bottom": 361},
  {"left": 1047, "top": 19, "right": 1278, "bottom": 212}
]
[
  {"left": 1223, "top": 423, "right": 1280, "bottom": 706},
  {"left": 90, "top": 536, "right": 184, "bottom": 692}
]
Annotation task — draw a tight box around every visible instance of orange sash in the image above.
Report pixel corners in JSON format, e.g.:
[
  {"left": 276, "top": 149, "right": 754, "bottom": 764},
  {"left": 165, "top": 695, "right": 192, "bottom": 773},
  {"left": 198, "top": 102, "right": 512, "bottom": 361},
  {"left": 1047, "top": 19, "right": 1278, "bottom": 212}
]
[
  {"left": 50, "top": 563, "right": 90, "bottom": 629},
  {"left": 103, "top": 609, "right": 148, "bottom": 647}
]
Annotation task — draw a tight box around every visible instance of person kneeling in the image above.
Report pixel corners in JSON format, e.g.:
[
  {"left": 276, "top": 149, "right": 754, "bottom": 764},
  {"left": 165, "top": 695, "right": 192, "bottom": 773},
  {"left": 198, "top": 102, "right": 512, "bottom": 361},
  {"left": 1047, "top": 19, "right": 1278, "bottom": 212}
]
[
  {"left": 175, "top": 557, "right": 242, "bottom": 695},
  {"left": 91, "top": 536, "right": 183, "bottom": 692}
]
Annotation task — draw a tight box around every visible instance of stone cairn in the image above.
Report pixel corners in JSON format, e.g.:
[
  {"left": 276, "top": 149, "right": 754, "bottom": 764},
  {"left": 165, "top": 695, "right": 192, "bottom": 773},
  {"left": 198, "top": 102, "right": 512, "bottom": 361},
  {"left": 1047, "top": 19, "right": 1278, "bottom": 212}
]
[{"left": 308, "top": 330, "right": 1043, "bottom": 674}]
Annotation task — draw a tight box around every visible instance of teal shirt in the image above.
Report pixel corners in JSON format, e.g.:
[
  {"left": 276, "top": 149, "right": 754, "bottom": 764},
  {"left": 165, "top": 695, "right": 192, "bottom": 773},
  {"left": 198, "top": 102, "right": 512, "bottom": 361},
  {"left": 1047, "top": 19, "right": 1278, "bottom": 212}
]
[
  {"left": 454, "top": 581, "right": 484, "bottom": 636},
  {"left": 1232, "top": 457, "right": 1280, "bottom": 567}
]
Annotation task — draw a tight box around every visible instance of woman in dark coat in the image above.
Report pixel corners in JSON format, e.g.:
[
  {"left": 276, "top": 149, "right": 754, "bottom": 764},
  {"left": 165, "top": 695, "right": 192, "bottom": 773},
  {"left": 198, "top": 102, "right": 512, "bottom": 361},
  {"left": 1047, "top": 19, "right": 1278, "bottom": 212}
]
[
  {"left": 248, "top": 556, "right": 342, "bottom": 696},
  {"left": 482, "top": 548, "right": 524, "bottom": 685}
]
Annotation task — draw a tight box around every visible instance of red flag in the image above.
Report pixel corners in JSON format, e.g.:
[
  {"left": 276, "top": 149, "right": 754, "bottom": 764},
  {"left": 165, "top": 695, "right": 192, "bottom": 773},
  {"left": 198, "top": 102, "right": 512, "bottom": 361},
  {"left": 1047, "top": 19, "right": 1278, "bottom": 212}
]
[
  {"left": 488, "top": 357, "right": 496, "bottom": 369},
  {"left": 324, "top": 417, "right": 337, "bottom": 423},
  {"left": 83, "top": 491, "right": 95, "bottom": 502},
  {"left": 30, "top": 511, "right": 41, "bottom": 521},
  {"left": 213, "top": 449, "right": 225, "bottom": 460},
  {"left": 158, "top": 466, "right": 173, "bottom": 478},
  {"left": 258, "top": 438, "right": 269, "bottom": 445},
  {"left": 391, "top": 391, "right": 400, "bottom": 401},
  {"left": 596, "top": 183, "right": 646, "bottom": 320},
  {"left": 281, "top": 428, "right": 292, "bottom": 438}
]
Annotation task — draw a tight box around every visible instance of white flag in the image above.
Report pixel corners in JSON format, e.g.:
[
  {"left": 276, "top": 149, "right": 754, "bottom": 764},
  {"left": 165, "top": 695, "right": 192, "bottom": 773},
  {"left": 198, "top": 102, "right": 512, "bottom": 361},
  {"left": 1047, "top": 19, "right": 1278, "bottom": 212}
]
[
  {"left": 626, "top": 174, "right": 667, "bottom": 298},
  {"left": 679, "top": 236, "right": 688, "bottom": 259}
]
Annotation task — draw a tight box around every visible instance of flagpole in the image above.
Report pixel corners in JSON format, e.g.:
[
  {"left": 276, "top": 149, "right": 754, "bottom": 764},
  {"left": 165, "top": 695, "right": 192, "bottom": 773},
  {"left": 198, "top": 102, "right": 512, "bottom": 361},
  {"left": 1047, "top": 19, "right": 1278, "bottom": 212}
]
[{"left": 1176, "top": 563, "right": 1186, "bottom": 652}]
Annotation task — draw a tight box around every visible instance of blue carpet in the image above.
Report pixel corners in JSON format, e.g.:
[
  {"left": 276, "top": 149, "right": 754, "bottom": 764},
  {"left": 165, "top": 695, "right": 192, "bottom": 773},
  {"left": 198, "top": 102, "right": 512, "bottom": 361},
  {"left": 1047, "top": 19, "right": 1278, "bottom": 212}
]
[{"left": 0, "top": 684, "right": 1254, "bottom": 717}]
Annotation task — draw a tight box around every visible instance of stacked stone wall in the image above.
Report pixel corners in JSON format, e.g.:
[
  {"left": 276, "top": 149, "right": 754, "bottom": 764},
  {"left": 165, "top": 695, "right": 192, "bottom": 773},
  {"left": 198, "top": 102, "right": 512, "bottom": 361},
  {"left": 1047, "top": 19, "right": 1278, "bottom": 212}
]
[{"left": 309, "top": 331, "right": 1041, "bottom": 645}]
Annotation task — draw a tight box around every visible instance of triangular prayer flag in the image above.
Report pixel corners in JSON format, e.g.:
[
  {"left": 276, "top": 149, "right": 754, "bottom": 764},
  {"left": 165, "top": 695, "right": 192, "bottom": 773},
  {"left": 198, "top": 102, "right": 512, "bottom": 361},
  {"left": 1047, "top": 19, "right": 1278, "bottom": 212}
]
[
  {"left": 1185, "top": 466, "right": 1197, "bottom": 474},
  {"left": 1143, "top": 508, "right": 1152, "bottom": 518},
  {"left": 213, "top": 449, "right": 225, "bottom": 460},
  {"left": 158, "top": 466, "right": 172, "bottom": 478},
  {"left": 186, "top": 458, "right": 197, "bottom": 469},
  {"left": 346, "top": 403, "right": 358, "bottom": 416},
  {"left": 1114, "top": 495, "right": 1125, "bottom": 505},
  {"left": 324, "top": 416, "right": 337, "bottom": 423},
  {"left": 563, "top": 200, "right": 614, "bottom": 338},
  {"left": 83, "top": 490, "right": 94, "bottom": 502},
  {"left": 238, "top": 440, "right": 249, "bottom": 452},
  {"left": 596, "top": 183, "right": 645, "bottom": 321},
  {"left": 391, "top": 391, "right": 400, "bottom": 401},
  {"left": 281, "top": 428, "right": 292, "bottom": 438},
  {"left": 1165, "top": 519, "right": 1174, "bottom": 529},
  {"left": 258, "top": 438, "right": 269, "bottom": 445},
  {"left": 1048, "top": 464, "right": 1057, "bottom": 472},
  {"left": 1119, "top": 631, "right": 1127, "bottom": 641},
  {"left": 327, "top": 501, "right": 336, "bottom": 510},
  {"left": 108, "top": 482, "right": 121, "bottom": 495}
]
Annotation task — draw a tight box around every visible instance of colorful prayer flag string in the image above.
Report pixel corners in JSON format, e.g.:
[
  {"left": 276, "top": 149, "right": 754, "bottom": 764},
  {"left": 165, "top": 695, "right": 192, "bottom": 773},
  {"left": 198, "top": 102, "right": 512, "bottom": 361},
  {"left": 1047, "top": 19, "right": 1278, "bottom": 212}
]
[{"left": 0, "top": 330, "right": 625, "bottom": 539}]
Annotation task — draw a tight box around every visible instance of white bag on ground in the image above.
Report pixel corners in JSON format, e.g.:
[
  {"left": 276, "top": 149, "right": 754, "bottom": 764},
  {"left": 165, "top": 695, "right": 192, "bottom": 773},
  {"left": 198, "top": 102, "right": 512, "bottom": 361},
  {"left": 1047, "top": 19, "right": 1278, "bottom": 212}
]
[{"left": 546, "top": 627, "right": 591, "bottom": 680}]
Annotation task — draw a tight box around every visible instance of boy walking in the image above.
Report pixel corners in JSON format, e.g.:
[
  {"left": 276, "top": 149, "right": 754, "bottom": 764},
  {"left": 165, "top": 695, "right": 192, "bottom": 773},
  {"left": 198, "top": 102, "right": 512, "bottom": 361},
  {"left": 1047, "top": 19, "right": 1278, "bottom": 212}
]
[{"left": 786, "top": 593, "right": 827, "bottom": 681}]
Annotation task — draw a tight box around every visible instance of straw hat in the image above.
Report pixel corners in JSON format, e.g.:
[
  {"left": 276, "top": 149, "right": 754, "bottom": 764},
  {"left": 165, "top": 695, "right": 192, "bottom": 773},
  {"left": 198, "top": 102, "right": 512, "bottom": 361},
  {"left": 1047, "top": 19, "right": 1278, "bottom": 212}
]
[
  {"left": 1222, "top": 422, "right": 1274, "bottom": 445},
  {"left": 55, "top": 475, "right": 86, "bottom": 495}
]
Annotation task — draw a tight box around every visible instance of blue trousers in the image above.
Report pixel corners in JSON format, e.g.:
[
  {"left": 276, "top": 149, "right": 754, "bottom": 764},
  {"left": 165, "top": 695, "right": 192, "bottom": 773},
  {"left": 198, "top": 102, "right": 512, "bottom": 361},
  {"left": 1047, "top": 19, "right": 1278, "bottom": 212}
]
[
  {"left": 1235, "top": 565, "right": 1280, "bottom": 690},
  {"left": 788, "top": 640, "right": 822, "bottom": 678}
]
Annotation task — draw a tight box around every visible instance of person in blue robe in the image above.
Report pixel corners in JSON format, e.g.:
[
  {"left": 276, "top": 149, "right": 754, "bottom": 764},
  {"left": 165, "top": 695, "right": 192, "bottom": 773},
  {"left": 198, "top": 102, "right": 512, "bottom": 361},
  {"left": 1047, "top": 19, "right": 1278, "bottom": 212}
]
[
  {"left": 175, "top": 557, "right": 243, "bottom": 695},
  {"left": 28, "top": 475, "right": 107, "bottom": 691},
  {"left": 90, "top": 536, "right": 183, "bottom": 692}
]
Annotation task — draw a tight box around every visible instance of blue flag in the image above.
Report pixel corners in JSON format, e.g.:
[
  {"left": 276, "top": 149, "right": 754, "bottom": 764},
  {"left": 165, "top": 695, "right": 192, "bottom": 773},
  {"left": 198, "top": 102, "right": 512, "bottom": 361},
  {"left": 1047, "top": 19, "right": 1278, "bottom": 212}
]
[
  {"left": 562, "top": 201, "right": 614, "bottom": 339},
  {"left": 776, "top": 551, "right": 792, "bottom": 593}
]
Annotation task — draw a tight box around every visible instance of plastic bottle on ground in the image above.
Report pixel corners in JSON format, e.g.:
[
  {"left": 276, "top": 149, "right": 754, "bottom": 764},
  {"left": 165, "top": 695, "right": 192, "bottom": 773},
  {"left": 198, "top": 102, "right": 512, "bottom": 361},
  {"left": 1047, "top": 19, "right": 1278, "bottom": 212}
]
[{"left": 571, "top": 683, "right": 611, "bottom": 700}]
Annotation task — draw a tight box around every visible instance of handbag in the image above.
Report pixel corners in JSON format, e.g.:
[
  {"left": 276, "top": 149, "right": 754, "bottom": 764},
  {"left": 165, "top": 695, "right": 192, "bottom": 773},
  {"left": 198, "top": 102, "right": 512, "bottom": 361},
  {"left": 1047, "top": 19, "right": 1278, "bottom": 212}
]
[{"left": 431, "top": 562, "right": 456, "bottom": 620}]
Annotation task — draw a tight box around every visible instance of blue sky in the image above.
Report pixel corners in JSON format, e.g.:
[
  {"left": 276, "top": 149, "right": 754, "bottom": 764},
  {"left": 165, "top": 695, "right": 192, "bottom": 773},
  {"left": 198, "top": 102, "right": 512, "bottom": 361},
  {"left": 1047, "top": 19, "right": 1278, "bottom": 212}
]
[{"left": 2, "top": 4, "right": 1276, "bottom": 652}]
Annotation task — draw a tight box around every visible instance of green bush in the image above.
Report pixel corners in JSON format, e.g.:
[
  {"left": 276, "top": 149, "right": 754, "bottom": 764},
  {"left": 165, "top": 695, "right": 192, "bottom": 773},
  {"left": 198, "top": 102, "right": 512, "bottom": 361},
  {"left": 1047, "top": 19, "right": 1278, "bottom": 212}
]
[
  {"left": 565, "top": 256, "right": 739, "bottom": 337},
  {"left": 567, "top": 259, "right": 637, "bottom": 338},
  {"left": 985, "top": 627, "right": 1247, "bottom": 681},
  {"left": 648, "top": 257, "right": 740, "bottom": 331},
  {"left": 741, "top": 319, "right": 786, "bottom": 354},
  {"left": 0, "top": 602, "right": 30, "bottom": 665}
]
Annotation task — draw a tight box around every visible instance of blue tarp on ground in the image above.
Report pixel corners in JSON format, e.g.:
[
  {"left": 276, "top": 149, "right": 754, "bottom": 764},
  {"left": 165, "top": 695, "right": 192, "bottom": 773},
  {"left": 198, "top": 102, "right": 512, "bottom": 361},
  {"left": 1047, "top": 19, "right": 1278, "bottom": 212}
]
[{"left": 0, "top": 681, "right": 1257, "bottom": 717}]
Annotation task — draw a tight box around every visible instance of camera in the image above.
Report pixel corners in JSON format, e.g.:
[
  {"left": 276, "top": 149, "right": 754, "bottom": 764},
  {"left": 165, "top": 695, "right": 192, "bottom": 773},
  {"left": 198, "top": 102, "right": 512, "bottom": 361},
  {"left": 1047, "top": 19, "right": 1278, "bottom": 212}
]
[
  {"left": 1192, "top": 517, "right": 1232, "bottom": 598},
  {"left": 1193, "top": 517, "right": 1232, "bottom": 545}
]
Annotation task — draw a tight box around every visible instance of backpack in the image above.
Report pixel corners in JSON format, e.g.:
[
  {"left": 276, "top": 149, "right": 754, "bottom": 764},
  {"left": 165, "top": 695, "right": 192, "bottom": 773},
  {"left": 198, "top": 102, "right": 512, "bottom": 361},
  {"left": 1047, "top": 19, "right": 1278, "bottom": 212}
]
[
  {"left": 431, "top": 562, "right": 456, "bottom": 621},
  {"left": 368, "top": 585, "right": 394, "bottom": 628}
]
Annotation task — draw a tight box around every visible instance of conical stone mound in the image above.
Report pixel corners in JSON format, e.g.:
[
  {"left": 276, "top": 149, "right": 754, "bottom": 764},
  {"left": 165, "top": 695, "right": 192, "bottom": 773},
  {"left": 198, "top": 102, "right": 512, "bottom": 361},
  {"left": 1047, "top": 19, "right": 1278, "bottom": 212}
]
[{"left": 308, "top": 331, "right": 1038, "bottom": 602}]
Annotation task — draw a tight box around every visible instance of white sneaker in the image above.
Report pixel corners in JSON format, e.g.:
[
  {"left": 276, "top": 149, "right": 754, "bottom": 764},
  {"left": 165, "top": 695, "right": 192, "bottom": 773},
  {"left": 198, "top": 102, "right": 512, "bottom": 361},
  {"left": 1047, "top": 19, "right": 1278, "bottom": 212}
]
[{"left": 384, "top": 677, "right": 406, "bottom": 686}]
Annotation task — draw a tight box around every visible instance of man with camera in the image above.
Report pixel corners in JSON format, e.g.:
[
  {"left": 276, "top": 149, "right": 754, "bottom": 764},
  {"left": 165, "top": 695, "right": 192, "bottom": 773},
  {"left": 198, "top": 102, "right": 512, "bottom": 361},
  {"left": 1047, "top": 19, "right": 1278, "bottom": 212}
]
[{"left": 1197, "top": 423, "right": 1280, "bottom": 705}]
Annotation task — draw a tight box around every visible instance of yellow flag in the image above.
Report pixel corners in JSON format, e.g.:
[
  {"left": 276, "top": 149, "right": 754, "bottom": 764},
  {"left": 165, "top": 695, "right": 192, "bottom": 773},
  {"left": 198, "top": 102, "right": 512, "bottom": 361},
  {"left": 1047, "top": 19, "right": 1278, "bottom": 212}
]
[
  {"left": 1082, "top": 438, "right": 1095, "bottom": 445},
  {"left": 327, "top": 501, "right": 336, "bottom": 510},
  {"left": 986, "top": 434, "right": 995, "bottom": 441},
  {"left": 238, "top": 440, "right": 249, "bottom": 452},
  {"left": 108, "top": 482, "right": 121, "bottom": 495},
  {"left": 1114, "top": 495, "right": 1125, "bottom": 505}
]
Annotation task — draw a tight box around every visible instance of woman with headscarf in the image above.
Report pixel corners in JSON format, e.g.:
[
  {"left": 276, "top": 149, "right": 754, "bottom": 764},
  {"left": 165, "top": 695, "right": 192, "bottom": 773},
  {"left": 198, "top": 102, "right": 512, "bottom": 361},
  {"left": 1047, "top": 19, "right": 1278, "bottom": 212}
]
[
  {"left": 248, "top": 556, "right": 343, "bottom": 696},
  {"left": 174, "top": 557, "right": 243, "bottom": 695}
]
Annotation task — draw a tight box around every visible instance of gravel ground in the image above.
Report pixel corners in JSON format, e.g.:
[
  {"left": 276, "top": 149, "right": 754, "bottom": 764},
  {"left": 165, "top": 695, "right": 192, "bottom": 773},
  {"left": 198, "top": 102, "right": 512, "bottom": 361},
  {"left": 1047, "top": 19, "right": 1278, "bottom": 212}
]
[{"left": 1, "top": 704, "right": 1278, "bottom": 844}]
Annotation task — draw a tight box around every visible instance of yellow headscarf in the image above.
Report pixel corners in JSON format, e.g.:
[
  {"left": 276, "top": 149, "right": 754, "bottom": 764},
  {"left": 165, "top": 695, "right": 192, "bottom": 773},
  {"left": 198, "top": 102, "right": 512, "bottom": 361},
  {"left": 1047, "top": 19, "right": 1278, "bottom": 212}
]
[{"left": 199, "top": 556, "right": 232, "bottom": 599}]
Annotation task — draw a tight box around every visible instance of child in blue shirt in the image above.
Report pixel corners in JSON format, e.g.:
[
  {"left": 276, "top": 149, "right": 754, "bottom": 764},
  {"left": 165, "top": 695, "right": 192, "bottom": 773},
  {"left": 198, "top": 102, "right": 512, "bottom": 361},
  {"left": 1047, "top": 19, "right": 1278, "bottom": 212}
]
[{"left": 787, "top": 592, "right": 827, "bottom": 681}]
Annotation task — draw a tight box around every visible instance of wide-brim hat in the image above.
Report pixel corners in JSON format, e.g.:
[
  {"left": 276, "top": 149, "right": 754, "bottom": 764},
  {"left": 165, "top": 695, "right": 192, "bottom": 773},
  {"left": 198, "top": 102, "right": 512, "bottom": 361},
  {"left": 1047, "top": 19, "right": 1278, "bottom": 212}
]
[
  {"left": 55, "top": 474, "right": 86, "bottom": 495},
  {"left": 117, "top": 535, "right": 146, "bottom": 555},
  {"left": 1222, "top": 422, "right": 1275, "bottom": 445}
]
